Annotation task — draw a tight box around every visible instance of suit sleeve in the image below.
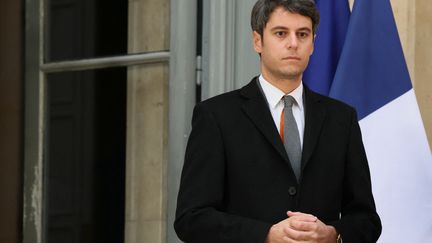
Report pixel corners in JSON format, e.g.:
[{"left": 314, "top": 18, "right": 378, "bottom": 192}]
[
  {"left": 174, "top": 103, "right": 272, "bottom": 243},
  {"left": 328, "top": 109, "right": 382, "bottom": 243}
]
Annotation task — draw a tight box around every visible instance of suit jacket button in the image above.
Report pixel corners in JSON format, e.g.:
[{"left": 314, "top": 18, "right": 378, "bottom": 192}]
[{"left": 288, "top": 186, "right": 297, "bottom": 196}]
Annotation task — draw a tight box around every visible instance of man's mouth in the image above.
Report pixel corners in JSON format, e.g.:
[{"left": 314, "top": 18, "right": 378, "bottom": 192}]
[{"left": 283, "top": 56, "right": 301, "bottom": 61}]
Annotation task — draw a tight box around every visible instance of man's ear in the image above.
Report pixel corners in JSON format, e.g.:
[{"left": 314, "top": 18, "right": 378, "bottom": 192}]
[{"left": 253, "top": 31, "right": 263, "bottom": 54}]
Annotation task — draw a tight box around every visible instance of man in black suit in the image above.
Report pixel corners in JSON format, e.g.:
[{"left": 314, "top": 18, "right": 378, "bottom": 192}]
[{"left": 174, "top": 0, "right": 381, "bottom": 242}]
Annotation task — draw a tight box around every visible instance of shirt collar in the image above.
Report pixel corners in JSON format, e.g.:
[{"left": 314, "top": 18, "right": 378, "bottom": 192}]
[{"left": 258, "top": 75, "right": 304, "bottom": 111}]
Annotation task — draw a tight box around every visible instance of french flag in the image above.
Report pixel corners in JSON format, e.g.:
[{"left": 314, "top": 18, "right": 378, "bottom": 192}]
[
  {"left": 306, "top": 0, "right": 432, "bottom": 242},
  {"left": 303, "top": 0, "right": 350, "bottom": 95}
]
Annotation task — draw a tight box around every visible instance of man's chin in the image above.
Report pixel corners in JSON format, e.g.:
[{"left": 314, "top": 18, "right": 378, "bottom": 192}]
[{"left": 279, "top": 70, "right": 303, "bottom": 81}]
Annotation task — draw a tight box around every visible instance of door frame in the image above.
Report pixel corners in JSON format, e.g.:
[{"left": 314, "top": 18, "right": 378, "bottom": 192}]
[{"left": 22, "top": 0, "right": 190, "bottom": 242}]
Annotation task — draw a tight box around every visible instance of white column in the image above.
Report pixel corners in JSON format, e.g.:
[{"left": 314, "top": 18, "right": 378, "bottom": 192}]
[
  {"left": 125, "top": 0, "right": 170, "bottom": 242},
  {"left": 167, "top": 0, "right": 197, "bottom": 243},
  {"left": 202, "top": 0, "right": 260, "bottom": 99}
]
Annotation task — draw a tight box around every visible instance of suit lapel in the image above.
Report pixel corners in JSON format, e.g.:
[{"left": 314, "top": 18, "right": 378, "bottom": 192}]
[
  {"left": 239, "top": 79, "right": 327, "bottom": 178},
  {"left": 240, "top": 78, "right": 290, "bottom": 164},
  {"left": 301, "top": 87, "right": 326, "bottom": 171}
]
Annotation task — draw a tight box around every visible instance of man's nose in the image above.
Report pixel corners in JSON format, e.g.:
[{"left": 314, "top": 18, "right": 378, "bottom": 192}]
[{"left": 286, "top": 34, "right": 299, "bottom": 49}]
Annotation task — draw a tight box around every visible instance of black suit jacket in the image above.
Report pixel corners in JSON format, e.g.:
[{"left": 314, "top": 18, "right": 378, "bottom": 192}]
[{"left": 175, "top": 78, "right": 381, "bottom": 243}]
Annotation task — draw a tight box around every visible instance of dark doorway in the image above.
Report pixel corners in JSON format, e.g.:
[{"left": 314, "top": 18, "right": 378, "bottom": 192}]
[
  {"left": 46, "top": 68, "right": 126, "bottom": 243},
  {"left": 45, "top": 0, "right": 127, "bottom": 243}
]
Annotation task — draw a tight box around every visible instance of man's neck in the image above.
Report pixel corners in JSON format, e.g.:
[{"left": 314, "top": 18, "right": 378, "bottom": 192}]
[{"left": 261, "top": 73, "right": 302, "bottom": 94}]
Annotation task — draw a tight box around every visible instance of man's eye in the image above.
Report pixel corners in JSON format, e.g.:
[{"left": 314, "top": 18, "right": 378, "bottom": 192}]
[
  {"left": 298, "top": 32, "right": 309, "bottom": 38},
  {"left": 275, "top": 31, "right": 286, "bottom": 37}
]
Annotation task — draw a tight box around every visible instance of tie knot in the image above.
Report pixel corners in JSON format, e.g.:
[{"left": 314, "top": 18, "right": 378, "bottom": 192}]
[{"left": 283, "top": 95, "right": 296, "bottom": 108}]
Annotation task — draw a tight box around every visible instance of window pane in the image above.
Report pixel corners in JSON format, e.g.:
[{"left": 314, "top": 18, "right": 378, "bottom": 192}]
[
  {"left": 46, "top": 0, "right": 127, "bottom": 61},
  {"left": 46, "top": 67, "right": 126, "bottom": 243}
]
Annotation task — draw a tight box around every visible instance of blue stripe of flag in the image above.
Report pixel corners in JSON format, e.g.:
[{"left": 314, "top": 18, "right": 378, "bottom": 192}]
[
  {"left": 329, "top": 0, "right": 412, "bottom": 120},
  {"left": 303, "top": 0, "right": 350, "bottom": 96}
]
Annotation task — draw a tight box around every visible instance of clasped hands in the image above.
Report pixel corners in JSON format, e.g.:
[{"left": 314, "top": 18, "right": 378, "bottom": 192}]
[{"left": 265, "top": 211, "right": 338, "bottom": 243}]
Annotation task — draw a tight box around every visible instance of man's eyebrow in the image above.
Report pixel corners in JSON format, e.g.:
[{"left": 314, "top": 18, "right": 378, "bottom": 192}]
[
  {"left": 270, "top": 26, "right": 289, "bottom": 31},
  {"left": 269, "top": 26, "right": 312, "bottom": 32},
  {"left": 297, "top": 27, "right": 312, "bottom": 32}
]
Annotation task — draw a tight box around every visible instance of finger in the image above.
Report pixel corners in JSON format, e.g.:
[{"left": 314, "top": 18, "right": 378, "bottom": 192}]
[
  {"left": 282, "top": 236, "right": 294, "bottom": 243},
  {"left": 287, "top": 211, "right": 315, "bottom": 218},
  {"left": 287, "top": 211, "right": 317, "bottom": 222},
  {"left": 282, "top": 236, "right": 291, "bottom": 242},
  {"left": 289, "top": 219, "right": 318, "bottom": 232},
  {"left": 283, "top": 224, "right": 313, "bottom": 241}
]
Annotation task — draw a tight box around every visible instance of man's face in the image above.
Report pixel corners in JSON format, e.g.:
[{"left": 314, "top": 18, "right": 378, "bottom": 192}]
[{"left": 253, "top": 7, "right": 314, "bottom": 82}]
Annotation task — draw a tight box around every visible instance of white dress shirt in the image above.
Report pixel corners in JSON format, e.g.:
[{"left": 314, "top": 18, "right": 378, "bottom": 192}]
[{"left": 258, "top": 75, "right": 305, "bottom": 147}]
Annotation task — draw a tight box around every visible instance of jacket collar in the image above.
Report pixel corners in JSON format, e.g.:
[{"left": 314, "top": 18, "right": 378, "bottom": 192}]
[{"left": 240, "top": 77, "right": 327, "bottom": 181}]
